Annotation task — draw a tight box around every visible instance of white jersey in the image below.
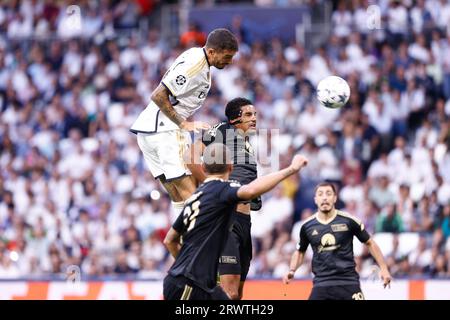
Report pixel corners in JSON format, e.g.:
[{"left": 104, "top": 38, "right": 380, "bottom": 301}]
[{"left": 131, "top": 47, "right": 211, "bottom": 133}]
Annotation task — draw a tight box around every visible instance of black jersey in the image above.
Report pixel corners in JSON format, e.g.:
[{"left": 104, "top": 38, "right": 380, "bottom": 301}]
[
  {"left": 297, "top": 210, "right": 371, "bottom": 287},
  {"left": 202, "top": 122, "right": 261, "bottom": 210},
  {"left": 169, "top": 178, "right": 242, "bottom": 292}
]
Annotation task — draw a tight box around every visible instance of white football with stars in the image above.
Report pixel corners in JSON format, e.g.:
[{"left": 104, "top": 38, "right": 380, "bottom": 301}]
[{"left": 316, "top": 76, "right": 350, "bottom": 109}]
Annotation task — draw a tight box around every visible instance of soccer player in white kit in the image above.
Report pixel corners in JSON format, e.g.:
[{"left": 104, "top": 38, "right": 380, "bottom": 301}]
[{"left": 130, "top": 28, "right": 238, "bottom": 215}]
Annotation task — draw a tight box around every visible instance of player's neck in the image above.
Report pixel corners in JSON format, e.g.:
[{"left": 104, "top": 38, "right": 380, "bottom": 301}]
[
  {"left": 317, "top": 208, "right": 337, "bottom": 224},
  {"left": 233, "top": 125, "right": 252, "bottom": 137},
  {"left": 203, "top": 47, "right": 213, "bottom": 67},
  {"left": 205, "top": 173, "right": 229, "bottom": 182}
]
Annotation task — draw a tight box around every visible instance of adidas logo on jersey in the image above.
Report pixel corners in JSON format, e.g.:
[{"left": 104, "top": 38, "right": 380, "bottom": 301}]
[{"left": 312, "top": 229, "right": 318, "bottom": 236}]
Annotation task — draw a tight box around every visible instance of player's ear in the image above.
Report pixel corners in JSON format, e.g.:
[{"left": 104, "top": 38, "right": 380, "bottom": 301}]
[
  {"left": 231, "top": 120, "right": 242, "bottom": 131},
  {"left": 206, "top": 47, "right": 216, "bottom": 56},
  {"left": 227, "top": 163, "right": 233, "bottom": 173}
]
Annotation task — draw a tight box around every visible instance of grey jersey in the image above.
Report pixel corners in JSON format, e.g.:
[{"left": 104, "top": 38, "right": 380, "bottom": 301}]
[
  {"left": 202, "top": 122, "right": 256, "bottom": 184},
  {"left": 202, "top": 122, "right": 261, "bottom": 210}
]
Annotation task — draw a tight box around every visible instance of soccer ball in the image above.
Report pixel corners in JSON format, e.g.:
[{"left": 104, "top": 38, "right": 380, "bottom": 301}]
[{"left": 316, "top": 76, "right": 350, "bottom": 109}]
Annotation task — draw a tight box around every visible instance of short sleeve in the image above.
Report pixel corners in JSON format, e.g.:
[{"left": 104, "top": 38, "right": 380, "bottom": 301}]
[
  {"left": 219, "top": 181, "right": 241, "bottom": 204},
  {"left": 202, "top": 123, "right": 226, "bottom": 147},
  {"left": 172, "top": 211, "right": 185, "bottom": 233},
  {"left": 349, "top": 217, "right": 371, "bottom": 243},
  {"left": 297, "top": 225, "right": 310, "bottom": 252},
  {"left": 202, "top": 127, "right": 216, "bottom": 147},
  {"left": 161, "top": 57, "right": 204, "bottom": 97}
]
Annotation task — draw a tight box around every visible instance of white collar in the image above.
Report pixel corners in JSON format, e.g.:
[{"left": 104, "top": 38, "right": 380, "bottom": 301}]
[{"left": 204, "top": 177, "right": 224, "bottom": 183}]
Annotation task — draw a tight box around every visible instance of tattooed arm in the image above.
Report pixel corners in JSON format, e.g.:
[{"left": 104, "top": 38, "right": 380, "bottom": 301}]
[
  {"left": 151, "top": 84, "right": 184, "bottom": 126},
  {"left": 151, "top": 84, "right": 210, "bottom": 133}
]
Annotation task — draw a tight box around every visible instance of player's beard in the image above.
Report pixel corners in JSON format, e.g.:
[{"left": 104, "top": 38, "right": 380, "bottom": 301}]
[
  {"left": 320, "top": 204, "right": 333, "bottom": 214},
  {"left": 215, "top": 61, "right": 228, "bottom": 69}
]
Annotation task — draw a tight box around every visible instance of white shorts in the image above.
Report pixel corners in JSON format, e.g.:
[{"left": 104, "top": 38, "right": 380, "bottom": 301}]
[{"left": 137, "top": 130, "right": 192, "bottom": 181}]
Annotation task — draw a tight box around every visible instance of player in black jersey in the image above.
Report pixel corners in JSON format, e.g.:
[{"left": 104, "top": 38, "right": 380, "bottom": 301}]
[
  {"left": 184, "top": 97, "right": 258, "bottom": 300},
  {"left": 163, "top": 143, "right": 308, "bottom": 300},
  {"left": 283, "top": 182, "right": 392, "bottom": 300}
]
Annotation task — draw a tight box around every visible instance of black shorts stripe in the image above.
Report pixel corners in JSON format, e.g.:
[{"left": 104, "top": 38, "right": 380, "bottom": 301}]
[{"left": 130, "top": 110, "right": 161, "bottom": 134}]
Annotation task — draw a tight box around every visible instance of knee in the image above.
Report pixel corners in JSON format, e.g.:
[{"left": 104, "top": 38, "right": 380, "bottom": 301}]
[
  {"left": 222, "top": 286, "right": 241, "bottom": 300},
  {"left": 228, "top": 291, "right": 241, "bottom": 300},
  {"left": 229, "top": 288, "right": 243, "bottom": 300}
]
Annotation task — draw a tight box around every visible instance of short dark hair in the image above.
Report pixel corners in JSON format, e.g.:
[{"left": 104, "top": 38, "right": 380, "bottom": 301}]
[
  {"left": 314, "top": 182, "right": 337, "bottom": 195},
  {"left": 205, "top": 28, "right": 238, "bottom": 52},
  {"left": 225, "top": 97, "right": 253, "bottom": 122},
  {"left": 203, "top": 143, "right": 232, "bottom": 174}
]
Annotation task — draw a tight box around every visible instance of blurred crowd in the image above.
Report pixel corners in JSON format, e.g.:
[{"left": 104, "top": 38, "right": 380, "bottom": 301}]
[{"left": 0, "top": 0, "right": 450, "bottom": 280}]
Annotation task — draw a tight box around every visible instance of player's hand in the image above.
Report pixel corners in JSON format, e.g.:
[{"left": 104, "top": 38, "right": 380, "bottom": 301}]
[
  {"left": 379, "top": 268, "right": 392, "bottom": 289},
  {"left": 180, "top": 120, "right": 210, "bottom": 133},
  {"left": 289, "top": 155, "right": 308, "bottom": 172},
  {"left": 283, "top": 270, "right": 295, "bottom": 284}
]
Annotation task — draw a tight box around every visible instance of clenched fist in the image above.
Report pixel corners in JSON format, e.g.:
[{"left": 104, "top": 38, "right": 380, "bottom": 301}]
[{"left": 290, "top": 155, "right": 308, "bottom": 171}]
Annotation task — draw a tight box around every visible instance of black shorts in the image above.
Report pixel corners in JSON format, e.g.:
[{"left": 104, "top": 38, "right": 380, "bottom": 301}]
[
  {"left": 309, "top": 285, "right": 365, "bottom": 300},
  {"left": 163, "top": 275, "right": 230, "bottom": 300},
  {"left": 218, "top": 212, "right": 252, "bottom": 281}
]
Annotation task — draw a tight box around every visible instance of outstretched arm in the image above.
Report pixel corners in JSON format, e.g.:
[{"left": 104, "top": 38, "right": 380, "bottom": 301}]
[
  {"left": 283, "top": 250, "right": 305, "bottom": 284},
  {"left": 237, "top": 155, "right": 308, "bottom": 200},
  {"left": 365, "top": 238, "right": 392, "bottom": 288}
]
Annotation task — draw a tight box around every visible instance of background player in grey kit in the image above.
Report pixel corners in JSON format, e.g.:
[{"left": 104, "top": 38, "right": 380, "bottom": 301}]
[
  {"left": 186, "top": 97, "right": 258, "bottom": 300},
  {"left": 283, "top": 182, "right": 392, "bottom": 300},
  {"left": 163, "top": 143, "right": 308, "bottom": 300}
]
